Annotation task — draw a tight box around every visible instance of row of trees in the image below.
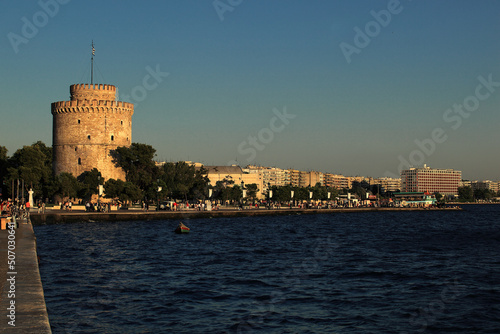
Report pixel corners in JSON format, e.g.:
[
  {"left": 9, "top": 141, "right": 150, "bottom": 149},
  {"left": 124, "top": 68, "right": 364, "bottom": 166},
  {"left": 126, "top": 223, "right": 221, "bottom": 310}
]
[
  {"left": 0, "top": 142, "right": 263, "bottom": 205},
  {"left": 1, "top": 141, "right": 57, "bottom": 202},
  {"left": 3, "top": 141, "right": 498, "bottom": 205},
  {"left": 457, "top": 186, "right": 500, "bottom": 202},
  {"left": 0, "top": 142, "right": 212, "bottom": 205},
  {"left": 1, "top": 141, "right": 346, "bottom": 205}
]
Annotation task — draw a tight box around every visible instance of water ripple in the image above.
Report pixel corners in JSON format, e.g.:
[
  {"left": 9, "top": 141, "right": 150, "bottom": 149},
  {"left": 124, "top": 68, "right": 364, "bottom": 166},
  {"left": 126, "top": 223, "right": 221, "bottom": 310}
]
[{"left": 35, "top": 205, "right": 500, "bottom": 333}]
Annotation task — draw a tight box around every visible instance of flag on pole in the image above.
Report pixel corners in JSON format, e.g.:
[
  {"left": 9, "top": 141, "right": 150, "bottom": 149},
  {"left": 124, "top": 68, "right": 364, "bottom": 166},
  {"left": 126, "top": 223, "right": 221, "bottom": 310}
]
[{"left": 92, "top": 42, "right": 95, "bottom": 56}]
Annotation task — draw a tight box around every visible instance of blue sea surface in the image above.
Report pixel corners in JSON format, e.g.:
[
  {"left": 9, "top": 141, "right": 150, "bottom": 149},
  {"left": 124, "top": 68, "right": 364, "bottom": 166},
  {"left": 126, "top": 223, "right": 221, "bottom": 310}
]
[{"left": 35, "top": 205, "right": 500, "bottom": 333}]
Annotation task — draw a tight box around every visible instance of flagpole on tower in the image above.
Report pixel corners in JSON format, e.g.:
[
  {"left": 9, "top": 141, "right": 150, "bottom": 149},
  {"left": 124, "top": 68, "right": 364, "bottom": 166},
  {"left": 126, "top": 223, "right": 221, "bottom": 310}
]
[{"left": 91, "top": 41, "right": 95, "bottom": 85}]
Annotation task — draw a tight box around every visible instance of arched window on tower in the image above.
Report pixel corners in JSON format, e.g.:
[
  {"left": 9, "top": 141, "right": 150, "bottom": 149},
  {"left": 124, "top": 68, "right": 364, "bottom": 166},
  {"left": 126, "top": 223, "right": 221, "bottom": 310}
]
[
  {"left": 111, "top": 135, "right": 114, "bottom": 141},
  {"left": 88, "top": 135, "right": 91, "bottom": 140}
]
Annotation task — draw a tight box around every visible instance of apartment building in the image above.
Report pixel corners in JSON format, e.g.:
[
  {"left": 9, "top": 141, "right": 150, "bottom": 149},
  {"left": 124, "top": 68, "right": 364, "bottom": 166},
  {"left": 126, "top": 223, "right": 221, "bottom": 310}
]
[
  {"left": 401, "top": 165, "right": 461, "bottom": 195},
  {"left": 324, "top": 173, "right": 349, "bottom": 189}
]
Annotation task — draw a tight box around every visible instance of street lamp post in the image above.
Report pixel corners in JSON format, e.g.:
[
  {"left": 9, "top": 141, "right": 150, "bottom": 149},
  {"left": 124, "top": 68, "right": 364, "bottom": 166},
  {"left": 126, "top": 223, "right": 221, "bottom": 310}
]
[
  {"left": 267, "top": 182, "right": 271, "bottom": 209},
  {"left": 97, "top": 176, "right": 101, "bottom": 210},
  {"left": 327, "top": 188, "right": 331, "bottom": 209},
  {"left": 208, "top": 188, "right": 213, "bottom": 211},
  {"left": 157, "top": 179, "right": 161, "bottom": 211},
  {"left": 309, "top": 188, "right": 313, "bottom": 209},
  {"left": 240, "top": 181, "right": 245, "bottom": 210}
]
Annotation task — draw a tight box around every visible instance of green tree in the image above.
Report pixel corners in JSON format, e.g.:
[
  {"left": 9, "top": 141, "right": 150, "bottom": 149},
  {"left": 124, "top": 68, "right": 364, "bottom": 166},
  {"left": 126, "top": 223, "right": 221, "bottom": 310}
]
[
  {"left": 104, "top": 179, "right": 143, "bottom": 204},
  {"left": 103, "top": 178, "right": 123, "bottom": 199},
  {"left": 111, "top": 143, "right": 159, "bottom": 192},
  {"left": 122, "top": 181, "right": 143, "bottom": 202},
  {"left": 188, "top": 166, "right": 210, "bottom": 200},
  {"left": 159, "top": 162, "right": 209, "bottom": 201},
  {"left": 269, "top": 184, "right": 295, "bottom": 202},
  {"left": 294, "top": 187, "right": 309, "bottom": 201},
  {"left": 474, "top": 188, "right": 494, "bottom": 201},
  {"left": 231, "top": 185, "right": 243, "bottom": 201},
  {"left": 458, "top": 186, "right": 474, "bottom": 202},
  {"left": 7, "top": 141, "right": 53, "bottom": 201},
  {"left": 245, "top": 183, "right": 259, "bottom": 200},
  {"left": 312, "top": 183, "right": 327, "bottom": 200},
  {"left": 55, "top": 172, "right": 80, "bottom": 199},
  {"left": 212, "top": 177, "right": 235, "bottom": 203},
  {"left": 77, "top": 168, "right": 102, "bottom": 201},
  {"left": 351, "top": 181, "right": 367, "bottom": 200}
]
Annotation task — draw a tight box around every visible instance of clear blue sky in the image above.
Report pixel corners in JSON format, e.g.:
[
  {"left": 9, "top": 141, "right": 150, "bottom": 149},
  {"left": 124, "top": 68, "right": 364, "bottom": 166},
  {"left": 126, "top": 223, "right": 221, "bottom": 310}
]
[{"left": 1, "top": 0, "right": 499, "bottom": 180}]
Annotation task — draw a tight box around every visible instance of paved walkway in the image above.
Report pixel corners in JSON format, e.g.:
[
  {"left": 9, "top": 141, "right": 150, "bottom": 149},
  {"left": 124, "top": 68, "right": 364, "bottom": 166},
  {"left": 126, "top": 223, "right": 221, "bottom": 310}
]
[
  {"left": 0, "top": 216, "right": 51, "bottom": 333},
  {"left": 30, "top": 206, "right": 461, "bottom": 225}
]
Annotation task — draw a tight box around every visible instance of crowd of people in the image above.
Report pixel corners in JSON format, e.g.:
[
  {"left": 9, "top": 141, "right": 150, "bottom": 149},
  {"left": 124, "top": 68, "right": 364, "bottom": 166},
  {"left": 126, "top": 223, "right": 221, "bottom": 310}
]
[
  {"left": 85, "top": 201, "right": 116, "bottom": 212},
  {"left": 1, "top": 199, "right": 31, "bottom": 220}
]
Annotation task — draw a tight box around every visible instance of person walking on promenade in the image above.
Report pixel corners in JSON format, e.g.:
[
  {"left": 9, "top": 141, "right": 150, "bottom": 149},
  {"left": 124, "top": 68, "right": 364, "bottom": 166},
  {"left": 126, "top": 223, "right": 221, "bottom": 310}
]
[{"left": 25, "top": 201, "right": 31, "bottom": 220}]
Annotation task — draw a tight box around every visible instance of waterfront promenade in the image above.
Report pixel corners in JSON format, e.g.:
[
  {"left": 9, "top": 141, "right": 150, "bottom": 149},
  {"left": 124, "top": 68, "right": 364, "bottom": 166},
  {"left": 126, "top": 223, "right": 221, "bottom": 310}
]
[
  {"left": 30, "top": 205, "right": 461, "bottom": 225},
  {"left": 0, "top": 217, "right": 51, "bottom": 333}
]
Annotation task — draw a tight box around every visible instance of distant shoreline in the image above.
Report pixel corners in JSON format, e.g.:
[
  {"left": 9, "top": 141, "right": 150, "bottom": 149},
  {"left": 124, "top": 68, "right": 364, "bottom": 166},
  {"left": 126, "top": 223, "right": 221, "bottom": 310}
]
[
  {"left": 30, "top": 206, "right": 463, "bottom": 225},
  {"left": 447, "top": 202, "right": 500, "bottom": 205}
]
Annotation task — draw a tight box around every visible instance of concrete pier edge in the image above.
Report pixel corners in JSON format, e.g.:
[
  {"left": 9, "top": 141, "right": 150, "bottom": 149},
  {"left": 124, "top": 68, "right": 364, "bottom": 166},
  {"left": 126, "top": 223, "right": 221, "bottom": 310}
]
[
  {"left": 30, "top": 206, "right": 461, "bottom": 225},
  {"left": 0, "top": 219, "right": 52, "bottom": 333}
]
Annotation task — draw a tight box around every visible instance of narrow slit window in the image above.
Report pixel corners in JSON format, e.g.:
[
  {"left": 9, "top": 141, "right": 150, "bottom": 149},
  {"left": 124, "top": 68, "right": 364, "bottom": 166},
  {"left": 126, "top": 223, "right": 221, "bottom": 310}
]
[
  {"left": 78, "top": 119, "right": 81, "bottom": 124},
  {"left": 111, "top": 135, "right": 114, "bottom": 141},
  {"left": 88, "top": 135, "right": 91, "bottom": 140},
  {"left": 78, "top": 158, "right": 81, "bottom": 165}
]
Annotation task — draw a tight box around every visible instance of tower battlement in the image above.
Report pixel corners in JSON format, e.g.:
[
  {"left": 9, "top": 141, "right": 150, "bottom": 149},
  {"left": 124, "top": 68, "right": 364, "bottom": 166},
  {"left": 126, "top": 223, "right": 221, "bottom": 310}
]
[
  {"left": 70, "top": 83, "right": 117, "bottom": 101},
  {"left": 51, "top": 100, "right": 134, "bottom": 114}
]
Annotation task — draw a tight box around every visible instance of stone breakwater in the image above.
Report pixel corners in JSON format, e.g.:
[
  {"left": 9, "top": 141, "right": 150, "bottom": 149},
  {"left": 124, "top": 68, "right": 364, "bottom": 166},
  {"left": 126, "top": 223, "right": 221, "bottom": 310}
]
[{"left": 30, "top": 207, "right": 461, "bottom": 225}]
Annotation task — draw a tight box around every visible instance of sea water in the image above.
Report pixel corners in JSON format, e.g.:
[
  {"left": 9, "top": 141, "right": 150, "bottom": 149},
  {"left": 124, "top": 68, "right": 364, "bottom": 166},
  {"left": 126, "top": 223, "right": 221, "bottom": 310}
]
[{"left": 35, "top": 205, "right": 500, "bottom": 333}]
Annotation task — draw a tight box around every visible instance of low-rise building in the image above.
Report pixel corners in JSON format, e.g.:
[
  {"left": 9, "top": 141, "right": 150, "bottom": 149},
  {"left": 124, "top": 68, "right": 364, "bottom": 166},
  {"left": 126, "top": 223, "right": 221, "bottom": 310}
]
[
  {"left": 471, "top": 180, "right": 500, "bottom": 193},
  {"left": 375, "top": 177, "right": 401, "bottom": 192}
]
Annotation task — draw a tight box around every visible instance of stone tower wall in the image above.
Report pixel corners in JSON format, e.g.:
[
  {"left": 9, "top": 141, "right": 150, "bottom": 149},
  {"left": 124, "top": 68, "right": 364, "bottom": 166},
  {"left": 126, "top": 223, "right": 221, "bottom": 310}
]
[{"left": 52, "top": 84, "right": 134, "bottom": 181}]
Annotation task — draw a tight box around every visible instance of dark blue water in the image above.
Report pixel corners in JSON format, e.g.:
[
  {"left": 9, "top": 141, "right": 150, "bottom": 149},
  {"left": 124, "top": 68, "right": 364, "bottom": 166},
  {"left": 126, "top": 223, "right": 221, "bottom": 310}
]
[{"left": 35, "top": 205, "right": 500, "bottom": 333}]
